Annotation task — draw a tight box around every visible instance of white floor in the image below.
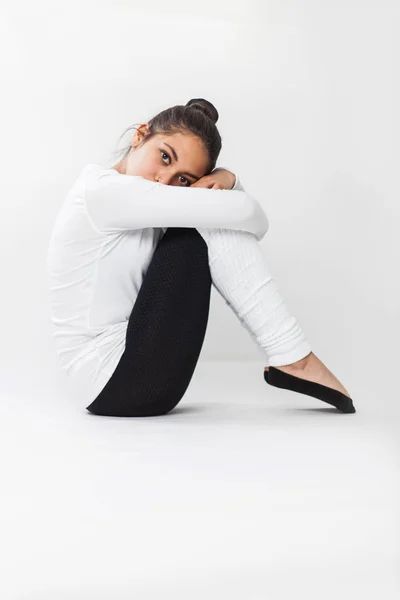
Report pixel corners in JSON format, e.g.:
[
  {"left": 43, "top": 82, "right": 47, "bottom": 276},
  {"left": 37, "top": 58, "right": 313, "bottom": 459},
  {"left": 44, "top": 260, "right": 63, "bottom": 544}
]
[{"left": 1, "top": 360, "right": 399, "bottom": 599}]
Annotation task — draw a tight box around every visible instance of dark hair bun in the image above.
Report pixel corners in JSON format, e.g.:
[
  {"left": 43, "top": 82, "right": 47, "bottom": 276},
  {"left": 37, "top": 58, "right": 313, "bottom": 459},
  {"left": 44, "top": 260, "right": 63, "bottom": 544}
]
[{"left": 186, "top": 98, "right": 219, "bottom": 124}]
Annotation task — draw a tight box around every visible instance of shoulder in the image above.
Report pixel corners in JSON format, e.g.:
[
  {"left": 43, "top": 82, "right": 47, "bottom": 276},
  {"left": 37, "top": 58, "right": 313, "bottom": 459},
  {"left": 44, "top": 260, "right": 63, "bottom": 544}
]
[{"left": 80, "top": 163, "right": 114, "bottom": 180}]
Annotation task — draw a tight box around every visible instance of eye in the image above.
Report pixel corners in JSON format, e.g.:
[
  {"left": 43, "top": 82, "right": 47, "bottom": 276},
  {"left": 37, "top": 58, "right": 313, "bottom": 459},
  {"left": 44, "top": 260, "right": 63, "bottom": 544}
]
[
  {"left": 161, "top": 150, "right": 170, "bottom": 164},
  {"left": 160, "top": 150, "right": 191, "bottom": 186},
  {"left": 179, "top": 175, "right": 190, "bottom": 187}
]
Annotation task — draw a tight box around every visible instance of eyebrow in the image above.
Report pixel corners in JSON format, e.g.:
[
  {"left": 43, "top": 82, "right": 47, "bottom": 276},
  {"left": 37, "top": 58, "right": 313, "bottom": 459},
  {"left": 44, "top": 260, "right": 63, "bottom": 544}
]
[{"left": 164, "top": 142, "right": 201, "bottom": 181}]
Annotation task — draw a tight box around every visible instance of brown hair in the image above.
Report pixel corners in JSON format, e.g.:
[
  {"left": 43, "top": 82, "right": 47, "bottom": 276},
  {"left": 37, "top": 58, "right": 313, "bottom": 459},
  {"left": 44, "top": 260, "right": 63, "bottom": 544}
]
[{"left": 112, "top": 98, "right": 222, "bottom": 174}]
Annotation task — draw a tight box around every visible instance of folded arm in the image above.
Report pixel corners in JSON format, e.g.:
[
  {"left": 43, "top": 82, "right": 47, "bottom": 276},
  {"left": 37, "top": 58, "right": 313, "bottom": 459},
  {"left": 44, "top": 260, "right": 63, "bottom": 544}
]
[{"left": 84, "top": 167, "right": 269, "bottom": 241}]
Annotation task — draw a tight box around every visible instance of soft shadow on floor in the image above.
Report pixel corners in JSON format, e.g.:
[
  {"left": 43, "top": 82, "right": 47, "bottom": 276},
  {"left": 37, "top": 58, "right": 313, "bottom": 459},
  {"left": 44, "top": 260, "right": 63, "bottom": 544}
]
[{"left": 1, "top": 361, "right": 397, "bottom": 599}]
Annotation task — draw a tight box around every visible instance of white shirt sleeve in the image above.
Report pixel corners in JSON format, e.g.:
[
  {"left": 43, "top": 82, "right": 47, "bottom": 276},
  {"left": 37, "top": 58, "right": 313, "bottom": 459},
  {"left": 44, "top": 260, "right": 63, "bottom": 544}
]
[
  {"left": 84, "top": 166, "right": 269, "bottom": 241},
  {"left": 231, "top": 175, "right": 245, "bottom": 192},
  {"left": 213, "top": 166, "right": 246, "bottom": 193}
]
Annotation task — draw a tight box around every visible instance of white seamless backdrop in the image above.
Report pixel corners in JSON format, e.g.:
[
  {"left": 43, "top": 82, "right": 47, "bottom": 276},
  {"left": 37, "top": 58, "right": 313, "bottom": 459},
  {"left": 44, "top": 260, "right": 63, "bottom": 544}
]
[
  {"left": 0, "top": 0, "right": 399, "bottom": 395},
  {"left": 1, "top": 2, "right": 400, "bottom": 599}
]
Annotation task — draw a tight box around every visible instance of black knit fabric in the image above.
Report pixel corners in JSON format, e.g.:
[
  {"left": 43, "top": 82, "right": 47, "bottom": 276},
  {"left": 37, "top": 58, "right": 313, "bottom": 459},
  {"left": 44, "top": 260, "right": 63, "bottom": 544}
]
[{"left": 85, "top": 227, "right": 212, "bottom": 417}]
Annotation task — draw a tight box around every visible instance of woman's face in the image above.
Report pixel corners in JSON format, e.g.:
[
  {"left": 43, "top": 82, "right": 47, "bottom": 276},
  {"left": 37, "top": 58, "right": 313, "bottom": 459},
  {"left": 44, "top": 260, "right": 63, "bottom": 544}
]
[{"left": 112, "top": 124, "right": 210, "bottom": 187}]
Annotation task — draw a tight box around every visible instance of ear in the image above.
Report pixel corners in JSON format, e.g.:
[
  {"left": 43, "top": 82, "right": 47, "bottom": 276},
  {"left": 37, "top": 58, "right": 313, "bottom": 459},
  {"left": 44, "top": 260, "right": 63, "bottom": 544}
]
[{"left": 132, "top": 123, "right": 150, "bottom": 148}]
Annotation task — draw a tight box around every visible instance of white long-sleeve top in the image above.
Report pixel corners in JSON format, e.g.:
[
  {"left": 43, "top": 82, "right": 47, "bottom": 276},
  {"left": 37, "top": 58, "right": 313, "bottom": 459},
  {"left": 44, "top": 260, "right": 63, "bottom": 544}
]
[{"left": 46, "top": 163, "right": 269, "bottom": 403}]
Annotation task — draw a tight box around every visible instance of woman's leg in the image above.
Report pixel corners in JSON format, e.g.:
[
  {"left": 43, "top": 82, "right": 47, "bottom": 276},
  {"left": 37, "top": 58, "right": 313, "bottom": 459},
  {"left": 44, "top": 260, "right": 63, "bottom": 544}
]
[
  {"left": 86, "top": 227, "right": 212, "bottom": 417},
  {"left": 196, "top": 227, "right": 313, "bottom": 366},
  {"left": 196, "top": 227, "right": 353, "bottom": 406}
]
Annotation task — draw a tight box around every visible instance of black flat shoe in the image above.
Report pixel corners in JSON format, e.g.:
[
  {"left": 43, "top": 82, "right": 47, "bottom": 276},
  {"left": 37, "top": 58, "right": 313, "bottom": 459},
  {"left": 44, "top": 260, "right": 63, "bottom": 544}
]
[{"left": 264, "top": 367, "right": 356, "bottom": 413}]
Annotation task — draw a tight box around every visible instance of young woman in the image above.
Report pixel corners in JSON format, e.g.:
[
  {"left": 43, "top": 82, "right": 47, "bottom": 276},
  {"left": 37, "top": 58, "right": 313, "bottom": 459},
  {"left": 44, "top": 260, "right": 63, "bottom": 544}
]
[{"left": 47, "top": 98, "right": 356, "bottom": 416}]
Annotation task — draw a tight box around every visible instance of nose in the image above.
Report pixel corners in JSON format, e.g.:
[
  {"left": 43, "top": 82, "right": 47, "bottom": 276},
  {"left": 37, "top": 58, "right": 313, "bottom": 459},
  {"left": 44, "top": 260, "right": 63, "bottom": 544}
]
[{"left": 156, "top": 172, "right": 174, "bottom": 186}]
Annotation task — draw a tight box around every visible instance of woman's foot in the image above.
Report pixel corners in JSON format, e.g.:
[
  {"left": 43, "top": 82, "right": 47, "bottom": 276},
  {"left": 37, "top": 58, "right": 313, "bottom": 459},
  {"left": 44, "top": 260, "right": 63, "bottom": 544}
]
[{"left": 264, "top": 352, "right": 351, "bottom": 399}]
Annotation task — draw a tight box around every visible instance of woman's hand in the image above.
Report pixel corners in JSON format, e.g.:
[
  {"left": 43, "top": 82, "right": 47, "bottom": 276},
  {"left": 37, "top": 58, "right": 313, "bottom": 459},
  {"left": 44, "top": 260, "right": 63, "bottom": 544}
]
[{"left": 190, "top": 168, "right": 235, "bottom": 190}]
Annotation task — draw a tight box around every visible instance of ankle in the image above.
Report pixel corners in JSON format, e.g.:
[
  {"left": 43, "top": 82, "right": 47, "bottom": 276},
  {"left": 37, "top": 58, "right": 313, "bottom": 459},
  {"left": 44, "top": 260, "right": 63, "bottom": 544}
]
[
  {"left": 283, "top": 351, "right": 314, "bottom": 371},
  {"left": 265, "top": 351, "right": 314, "bottom": 372}
]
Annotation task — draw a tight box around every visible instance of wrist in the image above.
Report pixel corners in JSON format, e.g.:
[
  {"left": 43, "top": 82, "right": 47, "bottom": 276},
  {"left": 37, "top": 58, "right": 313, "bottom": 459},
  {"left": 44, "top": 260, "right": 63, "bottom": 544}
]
[{"left": 213, "top": 167, "right": 236, "bottom": 190}]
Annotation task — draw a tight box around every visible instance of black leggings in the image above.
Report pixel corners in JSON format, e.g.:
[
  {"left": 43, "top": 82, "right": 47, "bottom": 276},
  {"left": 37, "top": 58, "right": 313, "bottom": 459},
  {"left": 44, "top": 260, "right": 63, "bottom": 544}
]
[{"left": 85, "top": 227, "right": 212, "bottom": 417}]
